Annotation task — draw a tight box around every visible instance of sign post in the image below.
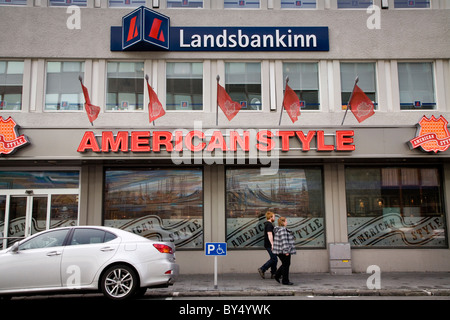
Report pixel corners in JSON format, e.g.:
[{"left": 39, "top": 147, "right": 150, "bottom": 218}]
[{"left": 205, "top": 242, "right": 227, "bottom": 289}]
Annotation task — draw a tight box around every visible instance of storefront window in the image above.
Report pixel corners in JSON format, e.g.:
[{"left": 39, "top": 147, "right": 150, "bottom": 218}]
[
  {"left": 225, "top": 62, "right": 261, "bottom": 111},
  {"left": 108, "top": 0, "right": 145, "bottom": 8},
  {"left": 398, "top": 62, "right": 435, "bottom": 110},
  {"left": 394, "top": 0, "right": 430, "bottom": 8},
  {"left": 0, "top": 171, "right": 80, "bottom": 189},
  {"left": 106, "top": 61, "right": 144, "bottom": 111},
  {"left": 167, "top": 0, "right": 203, "bottom": 8},
  {"left": 226, "top": 167, "right": 325, "bottom": 249},
  {"left": 104, "top": 168, "right": 203, "bottom": 249},
  {"left": 45, "top": 61, "right": 84, "bottom": 111},
  {"left": 283, "top": 62, "right": 320, "bottom": 110},
  {"left": 281, "top": 1, "right": 316, "bottom": 9},
  {"left": 224, "top": 0, "right": 260, "bottom": 9},
  {"left": 346, "top": 166, "right": 447, "bottom": 248},
  {"left": 0, "top": 0, "right": 26, "bottom": 5},
  {"left": 341, "top": 62, "right": 377, "bottom": 109},
  {"left": 49, "top": 0, "right": 87, "bottom": 6},
  {"left": 338, "top": 0, "right": 373, "bottom": 8},
  {"left": 0, "top": 61, "right": 23, "bottom": 111},
  {"left": 166, "top": 62, "right": 203, "bottom": 110}
]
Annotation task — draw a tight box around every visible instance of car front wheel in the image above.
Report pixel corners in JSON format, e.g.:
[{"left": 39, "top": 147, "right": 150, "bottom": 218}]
[{"left": 100, "top": 265, "right": 139, "bottom": 300}]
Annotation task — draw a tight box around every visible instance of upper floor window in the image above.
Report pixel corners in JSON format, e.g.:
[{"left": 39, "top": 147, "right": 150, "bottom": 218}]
[
  {"left": 224, "top": 0, "right": 260, "bottom": 9},
  {"left": 166, "top": 62, "right": 203, "bottom": 111},
  {"left": 398, "top": 62, "right": 435, "bottom": 110},
  {"left": 281, "top": 0, "right": 316, "bottom": 9},
  {"left": 225, "top": 62, "right": 261, "bottom": 111},
  {"left": 0, "top": 0, "right": 26, "bottom": 5},
  {"left": 106, "top": 62, "right": 144, "bottom": 111},
  {"left": 394, "top": 0, "right": 430, "bottom": 8},
  {"left": 45, "top": 61, "right": 84, "bottom": 111},
  {"left": 108, "top": 0, "right": 145, "bottom": 8},
  {"left": 337, "top": 0, "right": 373, "bottom": 8},
  {"left": 283, "top": 62, "right": 320, "bottom": 111},
  {"left": 340, "top": 62, "right": 377, "bottom": 109},
  {"left": 0, "top": 61, "right": 23, "bottom": 111},
  {"left": 167, "top": 0, "right": 203, "bottom": 8},
  {"left": 49, "top": 0, "right": 87, "bottom": 7}
]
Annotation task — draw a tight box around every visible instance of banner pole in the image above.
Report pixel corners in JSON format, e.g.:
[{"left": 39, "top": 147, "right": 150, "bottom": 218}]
[
  {"left": 278, "top": 76, "right": 289, "bottom": 126},
  {"left": 341, "top": 76, "right": 359, "bottom": 126},
  {"left": 216, "top": 75, "right": 220, "bottom": 126}
]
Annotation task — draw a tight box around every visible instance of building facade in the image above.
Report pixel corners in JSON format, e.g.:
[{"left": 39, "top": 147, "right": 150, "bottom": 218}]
[{"left": 1, "top": 0, "right": 450, "bottom": 274}]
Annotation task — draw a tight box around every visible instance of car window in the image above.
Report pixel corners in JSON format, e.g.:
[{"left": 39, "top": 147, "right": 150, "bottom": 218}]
[
  {"left": 19, "top": 229, "right": 70, "bottom": 251},
  {"left": 70, "top": 229, "right": 117, "bottom": 245}
]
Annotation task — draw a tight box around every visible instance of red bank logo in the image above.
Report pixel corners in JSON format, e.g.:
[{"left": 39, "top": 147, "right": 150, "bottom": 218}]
[
  {"left": 408, "top": 115, "right": 450, "bottom": 153},
  {"left": 122, "top": 6, "right": 170, "bottom": 50},
  {"left": 0, "top": 116, "right": 30, "bottom": 155}
]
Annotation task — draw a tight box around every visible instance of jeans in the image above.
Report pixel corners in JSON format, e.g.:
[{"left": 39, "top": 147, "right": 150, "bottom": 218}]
[
  {"left": 275, "top": 254, "right": 291, "bottom": 284},
  {"left": 261, "top": 247, "right": 278, "bottom": 275}
]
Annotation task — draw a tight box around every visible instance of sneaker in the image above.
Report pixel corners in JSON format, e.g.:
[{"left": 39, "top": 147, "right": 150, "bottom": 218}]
[
  {"left": 282, "top": 281, "right": 294, "bottom": 285},
  {"left": 257, "top": 268, "right": 265, "bottom": 279}
]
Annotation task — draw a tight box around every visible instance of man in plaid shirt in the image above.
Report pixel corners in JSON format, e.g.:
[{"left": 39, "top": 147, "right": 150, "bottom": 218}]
[{"left": 272, "top": 217, "right": 296, "bottom": 285}]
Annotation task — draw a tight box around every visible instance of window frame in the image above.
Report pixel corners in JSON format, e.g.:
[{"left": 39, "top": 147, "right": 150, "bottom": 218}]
[
  {"left": 0, "top": 60, "right": 24, "bottom": 112},
  {"left": 340, "top": 61, "right": 378, "bottom": 110}
]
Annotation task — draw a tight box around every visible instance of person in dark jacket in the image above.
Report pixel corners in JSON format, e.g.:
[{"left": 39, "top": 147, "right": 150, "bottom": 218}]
[
  {"left": 272, "top": 217, "right": 296, "bottom": 285},
  {"left": 258, "top": 211, "right": 277, "bottom": 279}
]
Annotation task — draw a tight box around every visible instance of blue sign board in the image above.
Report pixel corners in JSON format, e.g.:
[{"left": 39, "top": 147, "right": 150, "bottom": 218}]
[
  {"left": 111, "top": 7, "right": 329, "bottom": 52},
  {"left": 205, "top": 242, "right": 227, "bottom": 256}
]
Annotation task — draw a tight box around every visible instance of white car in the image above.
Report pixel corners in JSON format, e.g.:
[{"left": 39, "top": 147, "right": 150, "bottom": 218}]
[{"left": 0, "top": 226, "right": 179, "bottom": 300}]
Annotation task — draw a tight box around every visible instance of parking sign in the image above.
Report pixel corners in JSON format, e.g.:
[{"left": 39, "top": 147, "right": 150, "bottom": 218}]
[{"left": 205, "top": 242, "right": 227, "bottom": 256}]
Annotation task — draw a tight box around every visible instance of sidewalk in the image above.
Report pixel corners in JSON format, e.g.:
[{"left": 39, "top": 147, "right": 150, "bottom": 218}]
[{"left": 147, "top": 272, "right": 450, "bottom": 298}]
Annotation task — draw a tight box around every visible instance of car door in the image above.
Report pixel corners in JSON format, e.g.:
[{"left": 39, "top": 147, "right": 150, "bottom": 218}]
[
  {"left": 60, "top": 228, "right": 121, "bottom": 288},
  {"left": 0, "top": 229, "right": 70, "bottom": 291}
]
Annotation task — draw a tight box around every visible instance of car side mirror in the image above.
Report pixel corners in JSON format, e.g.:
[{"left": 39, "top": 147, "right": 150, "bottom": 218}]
[{"left": 8, "top": 242, "right": 20, "bottom": 254}]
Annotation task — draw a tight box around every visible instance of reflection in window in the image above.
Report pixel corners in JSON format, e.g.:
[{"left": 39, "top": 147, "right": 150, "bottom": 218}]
[
  {"left": 104, "top": 168, "right": 203, "bottom": 249},
  {"left": 283, "top": 62, "right": 320, "bottom": 110},
  {"left": 340, "top": 62, "right": 377, "bottom": 109},
  {"left": 0, "top": 61, "right": 23, "bottom": 111},
  {"left": 106, "top": 62, "right": 144, "bottom": 111},
  {"left": 398, "top": 62, "right": 435, "bottom": 110},
  {"left": 225, "top": 62, "right": 261, "bottom": 110},
  {"left": 166, "top": 62, "right": 203, "bottom": 111},
  {"left": 19, "top": 229, "right": 70, "bottom": 251},
  {"left": 0, "top": 171, "right": 80, "bottom": 189},
  {"left": 226, "top": 167, "right": 325, "bottom": 249},
  {"left": 45, "top": 61, "right": 84, "bottom": 111},
  {"left": 51, "top": 194, "right": 78, "bottom": 229},
  {"left": 346, "top": 166, "right": 447, "bottom": 248}
]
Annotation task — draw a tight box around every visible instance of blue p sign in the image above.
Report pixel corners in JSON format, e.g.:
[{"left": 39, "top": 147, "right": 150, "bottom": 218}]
[{"left": 205, "top": 242, "right": 227, "bottom": 256}]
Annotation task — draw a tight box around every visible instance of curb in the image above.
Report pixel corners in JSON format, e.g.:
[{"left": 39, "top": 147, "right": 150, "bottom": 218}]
[{"left": 147, "top": 288, "right": 450, "bottom": 298}]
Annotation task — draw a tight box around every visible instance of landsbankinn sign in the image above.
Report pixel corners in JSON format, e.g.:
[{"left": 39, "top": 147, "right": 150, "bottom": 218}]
[{"left": 111, "top": 6, "right": 329, "bottom": 52}]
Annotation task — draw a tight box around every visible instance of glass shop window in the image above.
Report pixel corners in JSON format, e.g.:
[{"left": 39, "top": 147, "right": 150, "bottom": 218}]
[
  {"left": 225, "top": 62, "right": 261, "bottom": 111},
  {"left": 337, "top": 0, "right": 373, "bottom": 9},
  {"left": 340, "top": 62, "right": 377, "bottom": 109},
  {"left": 106, "top": 62, "right": 144, "bottom": 111},
  {"left": 281, "top": 0, "right": 316, "bottom": 9},
  {"left": 166, "top": 62, "right": 203, "bottom": 111},
  {"left": 103, "top": 168, "right": 204, "bottom": 249},
  {"left": 108, "top": 0, "right": 145, "bottom": 8},
  {"left": 283, "top": 62, "right": 320, "bottom": 111},
  {"left": 398, "top": 62, "right": 435, "bottom": 110},
  {"left": 345, "top": 166, "right": 447, "bottom": 248},
  {"left": 49, "top": 0, "right": 87, "bottom": 7},
  {"left": 394, "top": 0, "right": 430, "bottom": 8},
  {"left": 224, "top": 0, "right": 260, "bottom": 9},
  {"left": 45, "top": 61, "right": 84, "bottom": 111},
  {"left": 167, "top": 0, "right": 203, "bottom": 8},
  {"left": 0, "top": 61, "right": 23, "bottom": 111},
  {"left": 0, "top": 0, "right": 27, "bottom": 5},
  {"left": 226, "top": 167, "right": 325, "bottom": 249}
]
